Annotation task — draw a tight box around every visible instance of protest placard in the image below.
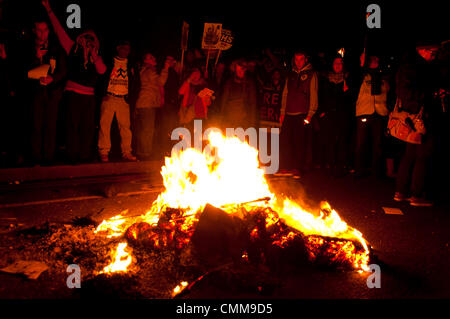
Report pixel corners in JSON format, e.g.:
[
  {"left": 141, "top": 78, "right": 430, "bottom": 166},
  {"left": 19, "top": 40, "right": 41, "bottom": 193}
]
[{"left": 202, "top": 23, "right": 222, "bottom": 50}]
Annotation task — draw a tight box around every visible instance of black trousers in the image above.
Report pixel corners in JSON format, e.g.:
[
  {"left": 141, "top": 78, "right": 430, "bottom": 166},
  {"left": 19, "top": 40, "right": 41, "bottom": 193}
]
[
  {"left": 396, "top": 135, "right": 433, "bottom": 198},
  {"left": 317, "top": 112, "right": 351, "bottom": 169},
  {"left": 65, "top": 91, "right": 96, "bottom": 162},
  {"left": 354, "top": 114, "right": 386, "bottom": 176},
  {"left": 279, "top": 114, "right": 313, "bottom": 172},
  {"left": 134, "top": 108, "right": 156, "bottom": 158},
  {"left": 30, "top": 87, "right": 62, "bottom": 163}
]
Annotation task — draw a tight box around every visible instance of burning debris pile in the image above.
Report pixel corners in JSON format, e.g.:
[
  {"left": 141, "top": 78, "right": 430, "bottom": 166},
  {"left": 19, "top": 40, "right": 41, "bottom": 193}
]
[
  {"left": 0, "top": 132, "right": 373, "bottom": 298},
  {"left": 91, "top": 132, "right": 372, "bottom": 295}
]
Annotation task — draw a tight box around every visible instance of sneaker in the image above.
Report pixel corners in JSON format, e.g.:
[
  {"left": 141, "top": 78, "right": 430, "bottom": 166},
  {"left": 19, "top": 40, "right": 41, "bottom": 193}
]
[
  {"left": 122, "top": 153, "right": 137, "bottom": 161},
  {"left": 100, "top": 154, "right": 109, "bottom": 163},
  {"left": 409, "top": 197, "right": 433, "bottom": 207},
  {"left": 274, "top": 169, "right": 293, "bottom": 177},
  {"left": 393, "top": 192, "right": 408, "bottom": 202}
]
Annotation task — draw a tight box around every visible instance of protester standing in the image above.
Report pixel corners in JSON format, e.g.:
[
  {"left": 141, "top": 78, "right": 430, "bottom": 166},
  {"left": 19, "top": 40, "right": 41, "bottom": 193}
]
[
  {"left": 22, "top": 18, "right": 66, "bottom": 166},
  {"left": 354, "top": 54, "right": 390, "bottom": 178},
  {"left": 277, "top": 50, "right": 319, "bottom": 179},
  {"left": 220, "top": 59, "right": 258, "bottom": 130},
  {"left": 134, "top": 53, "right": 171, "bottom": 160},
  {"left": 318, "top": 56, "right": 352, "bottom": 177},
  {"left": 97, "top": 40, "right": 136, "bottom": 162},
  {"left": 42, "top": 0, "right": 107, "bottom": 164},
  {"left": 394, "top": 42, "right": 443, "bottom": 206}
]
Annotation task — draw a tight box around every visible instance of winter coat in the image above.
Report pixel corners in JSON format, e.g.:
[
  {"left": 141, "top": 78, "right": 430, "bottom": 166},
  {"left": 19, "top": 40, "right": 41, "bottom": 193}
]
[{"left": 135, "top": 66, "right": 168, "bottom": 109}]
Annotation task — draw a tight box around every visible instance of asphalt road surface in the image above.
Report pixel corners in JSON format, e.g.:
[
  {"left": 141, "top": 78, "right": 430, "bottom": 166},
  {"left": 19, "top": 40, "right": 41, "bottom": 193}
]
[{"left": 0, "top": 169, "right": 449, "bottom": 299}]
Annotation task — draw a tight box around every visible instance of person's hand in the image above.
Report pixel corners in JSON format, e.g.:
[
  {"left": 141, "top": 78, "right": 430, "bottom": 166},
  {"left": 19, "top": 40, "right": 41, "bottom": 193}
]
[
  {"left": 164, "top": 57, "right": 173, "bottom": 70},
  {"left": 360, "top": 51, "right": 365, "bottom": 67},
  {"left": 41, "top": 0, "right": 51, "bottom": 12},
  {"left": 343, "top": 80, "right": 349, "bottom": 92},
  {"left": 0, "top": 44, "right": 6, "bottom": 59},
  {"left": 88, "top": 44, "right": 98, "bottom": 60},
  {"left": 304, "top": 115, "right": 312, "bottom": 125},
  {"left": 36, "top": 46, "right": 48, "bottom": 60},
  {"left": 40, "top": 75, "right": 53, "bottom": 86}
]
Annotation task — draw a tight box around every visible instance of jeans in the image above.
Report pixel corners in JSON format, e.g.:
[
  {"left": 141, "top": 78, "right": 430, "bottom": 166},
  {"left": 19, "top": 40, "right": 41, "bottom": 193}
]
[
  {"left": 354, "top": 114, "right": 386, "bottom": 176},
  {"left": 98, "top": 95, "right": 133, "bottom": 156}
]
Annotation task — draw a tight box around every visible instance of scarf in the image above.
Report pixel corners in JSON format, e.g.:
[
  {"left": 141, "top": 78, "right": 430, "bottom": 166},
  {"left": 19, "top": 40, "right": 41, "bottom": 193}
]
[{"left": 328, "top": 71, "right": 346, "bottom": 84}]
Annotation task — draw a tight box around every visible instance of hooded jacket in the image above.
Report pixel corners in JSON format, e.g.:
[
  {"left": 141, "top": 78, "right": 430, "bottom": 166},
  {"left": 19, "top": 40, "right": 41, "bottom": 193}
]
[{"left": 281, "top": 63, "right": 318, "bottom": 118}]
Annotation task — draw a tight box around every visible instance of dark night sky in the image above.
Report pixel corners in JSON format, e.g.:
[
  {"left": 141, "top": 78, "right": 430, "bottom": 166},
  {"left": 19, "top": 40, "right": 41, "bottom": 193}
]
[{"left": 1, "top": 1, "right": 448, "bottom": 62}]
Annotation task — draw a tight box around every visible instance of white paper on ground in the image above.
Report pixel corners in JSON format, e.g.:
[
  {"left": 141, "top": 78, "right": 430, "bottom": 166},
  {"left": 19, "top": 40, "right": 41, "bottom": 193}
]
[{"left": 0, "top": 260, "right": 48, "bottom": 279}]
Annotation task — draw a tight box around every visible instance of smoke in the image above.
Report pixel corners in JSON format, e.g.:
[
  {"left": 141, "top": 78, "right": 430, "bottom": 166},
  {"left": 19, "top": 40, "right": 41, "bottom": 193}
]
[{"left": 267, "top": 177, "right": 320, "bottom": 215}]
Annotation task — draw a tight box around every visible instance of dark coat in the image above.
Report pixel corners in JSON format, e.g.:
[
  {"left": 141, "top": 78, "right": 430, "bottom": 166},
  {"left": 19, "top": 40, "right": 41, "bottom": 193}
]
[{"left": 220, "top": 76, "right": 258, "bottom": 128}]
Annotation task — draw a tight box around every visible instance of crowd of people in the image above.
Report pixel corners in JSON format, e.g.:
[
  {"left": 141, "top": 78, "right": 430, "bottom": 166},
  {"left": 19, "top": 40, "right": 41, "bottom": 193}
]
[{"left": 0, "top": 1, "right": 449, "bottom": 207}]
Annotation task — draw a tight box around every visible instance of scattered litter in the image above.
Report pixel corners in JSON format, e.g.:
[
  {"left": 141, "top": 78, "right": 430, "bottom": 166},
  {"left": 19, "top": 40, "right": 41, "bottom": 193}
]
[
  {"left": 0, "top": 260, "right": 48, "bottom": 280},
  {"left": 382, "top": 207, "right": 404, "bottom": 215}
]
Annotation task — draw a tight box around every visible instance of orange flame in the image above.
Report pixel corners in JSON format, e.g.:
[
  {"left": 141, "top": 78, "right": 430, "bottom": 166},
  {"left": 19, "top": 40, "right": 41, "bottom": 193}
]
[
  {"left": 95, "top": 131, "right": 370, "bottom": 272},
  {"left": 172, "top": 281, "right": 189, "bottom": 297},
  {"left": 99, "top": 242, "right": 133, "bottom": 274}
]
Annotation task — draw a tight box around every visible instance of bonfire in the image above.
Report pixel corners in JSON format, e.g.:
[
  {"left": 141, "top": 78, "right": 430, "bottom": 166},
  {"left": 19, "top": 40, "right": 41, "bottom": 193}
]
[{"left": 94, "top": 132, "right": 372, "bottom": 295}]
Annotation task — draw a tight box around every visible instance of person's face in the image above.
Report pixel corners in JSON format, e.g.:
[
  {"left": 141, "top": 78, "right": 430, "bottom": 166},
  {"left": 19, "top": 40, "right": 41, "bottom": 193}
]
[
  {"left": 34, "top": 22, "right": 49, "bottom": 43},
  {"left": 368, "top": 56, "right": 379, "bottom": 69},
  {"left": 417, "top": 48, "right": 438, "bottom": 62},
  {"left": 143, "top": 53, "right": 156, "bottom": 66},
  {"left": 235, "top": 64, "right": 246, "bottom": 79},
  {"left": 294, "top": 54, "right": 307, "bottom": 70},
  {"left": 333, "top": 58, "right": 344, "bottom": 73},
  {"left": 264, "top": 60, "right": 274, "bottom": 72},
  {"left": 117, "top": 44, "right": 130, "bottom": 59},
  {"left": 191, "top": 70, "right": 201, "bottom": 82}
]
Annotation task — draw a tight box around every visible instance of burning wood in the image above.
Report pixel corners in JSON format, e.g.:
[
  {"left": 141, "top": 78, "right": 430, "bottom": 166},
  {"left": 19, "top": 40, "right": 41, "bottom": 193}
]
[
  {"left": 93, "top": 131, "right": 372, "bottom": 276},
  {"left": 191, "top": 204, "right": 248, "bottom": 267}
]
